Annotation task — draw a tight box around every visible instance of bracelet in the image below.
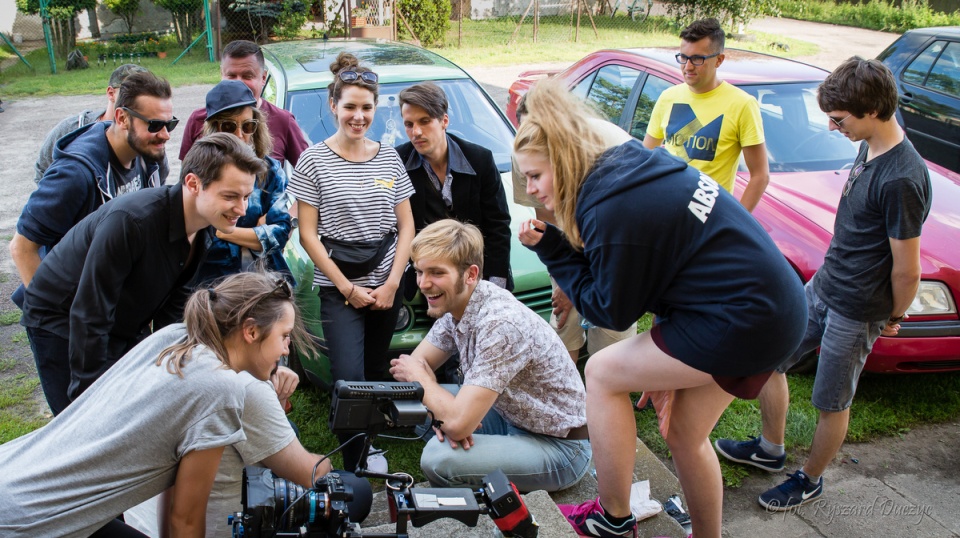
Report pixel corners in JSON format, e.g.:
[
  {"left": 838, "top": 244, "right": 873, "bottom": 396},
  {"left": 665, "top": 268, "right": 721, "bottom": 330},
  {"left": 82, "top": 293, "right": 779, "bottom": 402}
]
[
  {"left": 344, "top": 284, "right": 356, "bottom": 305},
  {"left": 889, "top": 314, "right": 904, "bottom": 324}
]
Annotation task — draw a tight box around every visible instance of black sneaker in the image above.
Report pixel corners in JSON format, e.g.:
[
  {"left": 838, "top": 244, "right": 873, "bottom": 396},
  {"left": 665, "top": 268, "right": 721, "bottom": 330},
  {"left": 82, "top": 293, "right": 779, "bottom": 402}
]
[
  {"left": 714, "top": 436, "right": 786, "bottom": 472},
  {"left": 758, "top": 470, "right": 823, "bottom": 511}
]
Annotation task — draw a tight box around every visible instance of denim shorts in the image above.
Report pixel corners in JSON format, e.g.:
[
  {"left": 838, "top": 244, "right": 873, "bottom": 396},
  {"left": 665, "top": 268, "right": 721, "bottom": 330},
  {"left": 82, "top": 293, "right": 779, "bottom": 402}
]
[{"left": 776, "top": 281, "right": 885, "bottom": 412}]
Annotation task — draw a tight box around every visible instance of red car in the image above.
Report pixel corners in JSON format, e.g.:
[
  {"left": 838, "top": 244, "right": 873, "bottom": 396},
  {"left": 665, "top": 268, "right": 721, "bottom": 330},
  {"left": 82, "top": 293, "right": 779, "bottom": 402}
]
[{"left": 508, "top": 48, "right": 960, "bottom": 373}]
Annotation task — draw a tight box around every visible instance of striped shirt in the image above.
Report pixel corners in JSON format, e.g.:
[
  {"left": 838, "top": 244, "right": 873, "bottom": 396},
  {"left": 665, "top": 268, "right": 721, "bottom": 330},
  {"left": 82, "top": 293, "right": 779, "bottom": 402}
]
[{"left": 289, "top": 141, "right": 414, "bottom": 288}]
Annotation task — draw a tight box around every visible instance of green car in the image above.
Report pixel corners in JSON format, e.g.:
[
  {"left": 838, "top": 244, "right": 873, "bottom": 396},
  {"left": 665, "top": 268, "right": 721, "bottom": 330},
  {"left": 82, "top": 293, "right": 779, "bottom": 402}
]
[{"left": 262, "top": 39, "right": 552, "bottom": 390}]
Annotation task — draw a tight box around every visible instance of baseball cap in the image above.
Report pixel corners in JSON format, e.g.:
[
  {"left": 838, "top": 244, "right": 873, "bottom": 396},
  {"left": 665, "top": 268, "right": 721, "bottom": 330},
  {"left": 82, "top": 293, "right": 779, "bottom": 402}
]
[
  {"left": 205, "top": 80, "right": 257, "bottom": 118},
  {"left": 109, "top": 64, "right": 149, "bottom": 88}
]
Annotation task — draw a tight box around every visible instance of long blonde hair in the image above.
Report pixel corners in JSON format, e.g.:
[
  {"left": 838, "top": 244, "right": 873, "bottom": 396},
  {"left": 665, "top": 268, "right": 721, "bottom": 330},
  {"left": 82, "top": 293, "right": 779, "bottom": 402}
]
[
  {"left": 513, "top": 80, "right": 608, "bottom": 249},
  {"left": 157, "top": 271, "right": 315, "bottom": 376}
]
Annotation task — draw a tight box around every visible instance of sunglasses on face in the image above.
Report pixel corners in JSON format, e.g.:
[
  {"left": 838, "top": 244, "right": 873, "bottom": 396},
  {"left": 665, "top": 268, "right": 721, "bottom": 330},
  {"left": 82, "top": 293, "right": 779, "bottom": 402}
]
[
  {"left": 120, "top": 107, "right": 179, "bottom": 133},
  {"left": 828, "top": 113, "right": 853, "bottom": 128},
  {"left": 338, "top": 70, "right": 379, "bottom": 84},
  {"left": 675, "top": 52, "right": 721, "bottom": 66},
  {"left": 213, "top": 118, "right": 260, "bottom": 135}
]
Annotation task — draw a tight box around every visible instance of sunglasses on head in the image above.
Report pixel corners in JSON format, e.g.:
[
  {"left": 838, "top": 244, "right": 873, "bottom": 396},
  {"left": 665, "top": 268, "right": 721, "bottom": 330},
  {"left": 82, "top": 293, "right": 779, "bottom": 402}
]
[
  {"left": 338, "top": 70, "right": 379, "bottom": 84},
  {"left": 121, "top": 107, "right": 179, "bottom": 133},
  {"left": 213, "top": 118, "right": 260, "bottom": 135}
]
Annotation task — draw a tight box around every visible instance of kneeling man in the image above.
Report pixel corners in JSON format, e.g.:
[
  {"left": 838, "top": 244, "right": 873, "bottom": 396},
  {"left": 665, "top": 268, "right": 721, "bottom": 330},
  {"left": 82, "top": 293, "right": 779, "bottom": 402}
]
[{"left": 390, "top": 219, "right": 590, "bottom": 492}]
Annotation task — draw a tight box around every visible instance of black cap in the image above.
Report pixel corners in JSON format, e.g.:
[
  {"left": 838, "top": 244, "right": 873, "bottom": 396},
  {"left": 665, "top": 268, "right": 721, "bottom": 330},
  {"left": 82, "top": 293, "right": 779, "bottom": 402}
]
[{"left": 205, "top": 80, "right": 257, "bottom": 118}]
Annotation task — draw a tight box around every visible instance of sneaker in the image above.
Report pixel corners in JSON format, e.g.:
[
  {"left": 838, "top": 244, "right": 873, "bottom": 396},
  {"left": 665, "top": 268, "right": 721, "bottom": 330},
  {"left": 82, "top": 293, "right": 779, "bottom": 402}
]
[
  {"left": 758, "top": 470, "right": 823, "bottom": 511},
  {"left": 557, "top": 498, "right": 637, "bottom": 538},
  {"left": 714, "top": 436, "right": 786, "bottom": 472},
  {"left": 365, "top": 446, "right": 388, "bottom": 474}
]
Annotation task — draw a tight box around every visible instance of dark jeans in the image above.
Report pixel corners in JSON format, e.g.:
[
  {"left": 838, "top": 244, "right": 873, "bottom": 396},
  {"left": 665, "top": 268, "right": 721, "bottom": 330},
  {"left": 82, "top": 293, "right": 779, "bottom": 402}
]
[
  {"left": 91, "top": 517, "right": 148, "bottom": 537},
  {"left": 319, "top": 283, "right": 403, "bottom": 472},
  {"left": 26, "top": 326, "right": 71, "bottom": 416}
]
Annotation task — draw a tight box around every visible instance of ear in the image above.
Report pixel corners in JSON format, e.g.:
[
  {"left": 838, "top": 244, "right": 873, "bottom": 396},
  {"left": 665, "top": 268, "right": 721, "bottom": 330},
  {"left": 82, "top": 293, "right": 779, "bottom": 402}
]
[
  {"left": 106, "top": 86, "right": 118, "bottom": 103},
  {"left": 441, "top": 114, "right": 450, "bottom": 130},
  {"left": 715, "top": 52, "right": 725, "bottom": 68},
  {"left": 242, "top": 318, "right": 260, "bottom": 344},
  {"left": 114, "top": 106, "right": 128, "bottom": 127},
  {"left": 465, "top": 264, "right": 481, "bottom": 285},
  {"left": 183, "top": 172, "right": 203, "bottom": 195},
  {"left": 329, "top": 98, "right": 337, "bottom": 116}
]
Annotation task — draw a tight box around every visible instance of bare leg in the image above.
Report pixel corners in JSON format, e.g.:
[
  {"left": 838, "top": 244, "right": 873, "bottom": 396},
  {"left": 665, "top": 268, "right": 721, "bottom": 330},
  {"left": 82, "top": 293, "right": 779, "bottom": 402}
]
[
  {"left": 758, "top": 372, "right": 789, "bottom": 445},
  {"left": 584, "top": 332, "right": 716, "bottom": 517},
  {"left": 666, "top": 383, "right": 735, "bottom": 538},
  {"left": 802, "top": 408, "right": 850, "bottom": 477}
]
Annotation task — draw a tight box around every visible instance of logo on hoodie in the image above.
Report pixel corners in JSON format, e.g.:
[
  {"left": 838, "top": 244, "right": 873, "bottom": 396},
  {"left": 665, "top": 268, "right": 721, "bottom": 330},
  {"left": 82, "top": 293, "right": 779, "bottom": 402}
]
[
  {"left": 664, "top": 104, "right": 723, "bottom": 163},
  {"left": 688, "top": 172, "right": 719, "bottom": 223}
]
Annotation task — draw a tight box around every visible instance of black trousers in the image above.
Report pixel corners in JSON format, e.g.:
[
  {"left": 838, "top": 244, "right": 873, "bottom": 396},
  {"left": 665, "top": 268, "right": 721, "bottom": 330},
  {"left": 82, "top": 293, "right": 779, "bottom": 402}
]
[{"left": 26, "top": 326, "right": 71, "bottom": 416}]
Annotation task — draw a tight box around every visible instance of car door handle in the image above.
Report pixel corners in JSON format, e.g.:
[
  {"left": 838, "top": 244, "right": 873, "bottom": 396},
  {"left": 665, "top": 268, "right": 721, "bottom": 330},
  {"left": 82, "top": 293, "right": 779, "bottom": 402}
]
[{"left": 900, "top": 91, "right": 914, "bottom": 105}]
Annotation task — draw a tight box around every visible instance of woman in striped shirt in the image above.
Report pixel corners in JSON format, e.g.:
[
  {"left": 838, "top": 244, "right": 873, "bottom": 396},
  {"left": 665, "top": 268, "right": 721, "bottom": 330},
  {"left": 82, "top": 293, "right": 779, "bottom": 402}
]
[{"left": 289, "top": 52, "right": 415, "bottom": 472}]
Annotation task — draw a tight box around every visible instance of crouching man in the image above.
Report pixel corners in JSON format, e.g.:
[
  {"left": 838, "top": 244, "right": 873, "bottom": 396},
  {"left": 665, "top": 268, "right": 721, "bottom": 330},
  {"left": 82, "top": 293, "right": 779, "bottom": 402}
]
[{"left": 390, "top": 219, "right": 590, "bottom": 492}]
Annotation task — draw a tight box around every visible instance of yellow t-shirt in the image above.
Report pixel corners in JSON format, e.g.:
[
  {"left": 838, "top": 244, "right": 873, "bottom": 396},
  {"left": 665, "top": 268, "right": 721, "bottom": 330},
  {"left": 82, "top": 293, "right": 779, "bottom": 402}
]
[{"left": 646, "top": 81, "right": 764, "bottom": 192}]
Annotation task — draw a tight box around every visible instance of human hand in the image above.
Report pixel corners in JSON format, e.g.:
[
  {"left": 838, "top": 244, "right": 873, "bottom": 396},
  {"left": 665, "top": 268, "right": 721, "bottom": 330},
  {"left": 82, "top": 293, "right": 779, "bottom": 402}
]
[
  {"left": 552, "top": 285, "right": 574, "bottom": 329},
  {"left": 433, "top": 426, "right": 474, "bottom": 450},
  {"left": 369, "top": 281, "right": 398, "bottom": 310},
  {"left": 389, "top": 354, "right": 434, "bottom": 384},
  {"left": 271, "top": 365, "right": 300, "bottom": 403},
  {"left": 881, "top": 313, "right": 907, "bottom": 336},
  {"left": 344, "top": 284, "right": 375, "bottom": 309},
  {"left": 518, "top": 218, "right": 546, "bottom": 247}
]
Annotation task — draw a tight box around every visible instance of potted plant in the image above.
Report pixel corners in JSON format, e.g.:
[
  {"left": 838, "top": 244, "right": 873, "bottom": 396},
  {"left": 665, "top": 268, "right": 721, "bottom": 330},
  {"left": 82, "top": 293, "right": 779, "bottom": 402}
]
[{"left": 351, "top": 6, "right": 370, "bottom": 27}]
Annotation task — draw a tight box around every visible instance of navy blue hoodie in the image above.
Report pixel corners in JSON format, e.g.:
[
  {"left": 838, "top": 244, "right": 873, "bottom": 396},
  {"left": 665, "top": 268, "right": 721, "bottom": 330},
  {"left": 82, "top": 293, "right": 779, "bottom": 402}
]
[
  {"left": 17, "top": 121, "right": 162, "bottom": 250},
  {"left": 531, "top": 140, "right": 805, "bottom": 377}
]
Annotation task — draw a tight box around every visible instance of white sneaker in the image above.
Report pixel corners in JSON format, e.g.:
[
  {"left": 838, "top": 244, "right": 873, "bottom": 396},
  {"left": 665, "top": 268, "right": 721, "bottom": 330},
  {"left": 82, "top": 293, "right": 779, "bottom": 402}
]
[{"left": 365, "top": 446, "right": 388, "bottom": 474}]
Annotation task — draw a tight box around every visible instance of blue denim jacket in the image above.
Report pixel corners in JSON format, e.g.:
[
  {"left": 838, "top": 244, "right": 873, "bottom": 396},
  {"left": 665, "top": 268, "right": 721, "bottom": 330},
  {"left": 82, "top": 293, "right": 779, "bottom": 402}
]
[{"left": 196, "top": 155, "right": 294, "bottom": 284}]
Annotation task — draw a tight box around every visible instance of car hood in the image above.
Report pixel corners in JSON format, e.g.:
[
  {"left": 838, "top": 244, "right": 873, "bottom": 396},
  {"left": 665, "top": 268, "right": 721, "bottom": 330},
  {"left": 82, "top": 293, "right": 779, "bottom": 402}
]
[{"left": 763, "top": 167, "right": 960, "bottom": 274}]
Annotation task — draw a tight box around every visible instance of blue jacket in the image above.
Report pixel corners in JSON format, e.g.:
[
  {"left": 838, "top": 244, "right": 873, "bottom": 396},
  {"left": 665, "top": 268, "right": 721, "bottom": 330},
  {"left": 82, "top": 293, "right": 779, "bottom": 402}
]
[
  {"left": 531, "top": 140, "right": 806, "bottom": 377},
  {"left": 17, "top": 121, "right": 162, "bottom": 250},
  {"left": 194, "top": 156, "right": 294, "bottom": 285}
]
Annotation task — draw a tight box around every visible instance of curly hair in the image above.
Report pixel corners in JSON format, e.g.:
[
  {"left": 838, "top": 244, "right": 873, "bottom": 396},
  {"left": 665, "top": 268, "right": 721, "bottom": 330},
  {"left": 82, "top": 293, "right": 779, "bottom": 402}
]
[{"left": 328, "top": 52, "right": 379, "bottom": 104}]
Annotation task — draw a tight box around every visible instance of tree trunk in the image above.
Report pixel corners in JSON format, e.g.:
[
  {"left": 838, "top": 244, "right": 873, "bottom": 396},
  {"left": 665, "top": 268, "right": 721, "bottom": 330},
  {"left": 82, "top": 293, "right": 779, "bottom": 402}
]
[{"left": 87, "top": 8, "right": 101, "bottom": 38}]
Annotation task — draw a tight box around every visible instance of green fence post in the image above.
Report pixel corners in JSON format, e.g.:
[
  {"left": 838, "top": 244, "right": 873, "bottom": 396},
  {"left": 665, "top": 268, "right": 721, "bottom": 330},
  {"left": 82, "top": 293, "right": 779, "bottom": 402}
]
[
  {"left": 38, "top": 0, "right": 57, "bottom": 74},
  {"left": 204, "top": 0, "right": 214, "bottom": 62},
  {"left": 0, "top": 32, "right": 33, "bottom": 70}
]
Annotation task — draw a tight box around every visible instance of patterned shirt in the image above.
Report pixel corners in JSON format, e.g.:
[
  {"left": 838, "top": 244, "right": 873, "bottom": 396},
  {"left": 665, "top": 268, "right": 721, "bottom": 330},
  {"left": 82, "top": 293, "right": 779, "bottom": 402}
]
[{"left": 425, "top": 281, "right": 587, "bottom": 437}]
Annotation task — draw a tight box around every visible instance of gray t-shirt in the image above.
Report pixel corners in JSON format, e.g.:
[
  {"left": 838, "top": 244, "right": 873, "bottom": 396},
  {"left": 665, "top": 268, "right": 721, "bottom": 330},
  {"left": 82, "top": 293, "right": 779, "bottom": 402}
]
[
  {"left": 426, "top": 280, "right": 587, "bottom": 437},
  {"left": 35, "top": 109, "right": 103, "bottom": 183},
  {"left": 0, "top": 324, "right": 247, "bottom": 538},
  {"left": 814, "top": 138, "right": 932, "bottom": 321},
  {"left": 125, "top": 375, "right": 295, "bottom": 536}
]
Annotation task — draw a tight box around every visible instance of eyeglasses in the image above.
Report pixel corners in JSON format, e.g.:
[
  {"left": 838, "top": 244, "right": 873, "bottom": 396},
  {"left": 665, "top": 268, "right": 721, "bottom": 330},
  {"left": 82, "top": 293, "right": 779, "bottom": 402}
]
[
  {"left": 675, "top": 52, "right": 721, "bottom": 66},
  {"left": 213, "top": 118, "right": 260, "bottom": 135},
  {"left": 828, "top": 113, "right": 853, "bottom": 129},
  {"left": 120, "top": 107, "right": 179, "bottom": 133},
  {"left": 338, "top": 70, "right": 379, "bottom": 84},
  {"left": 843, "top": 161, "right": 868, "bottom": 196}
]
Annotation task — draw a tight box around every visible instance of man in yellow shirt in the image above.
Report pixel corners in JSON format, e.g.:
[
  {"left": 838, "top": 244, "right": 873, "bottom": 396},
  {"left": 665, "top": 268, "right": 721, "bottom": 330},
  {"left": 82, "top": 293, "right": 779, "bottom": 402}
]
[{"left": 644, "top": 18, "right": 769, "bottom": 212}]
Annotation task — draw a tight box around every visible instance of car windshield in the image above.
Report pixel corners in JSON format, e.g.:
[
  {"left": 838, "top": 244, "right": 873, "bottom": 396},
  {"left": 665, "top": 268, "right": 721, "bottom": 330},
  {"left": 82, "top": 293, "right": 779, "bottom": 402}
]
[
  {"left": 739, "top": 82, "right": 859, "bottom": 173},
  {"left": 288, "top": 79, "right": 516, "bottom": 172}
]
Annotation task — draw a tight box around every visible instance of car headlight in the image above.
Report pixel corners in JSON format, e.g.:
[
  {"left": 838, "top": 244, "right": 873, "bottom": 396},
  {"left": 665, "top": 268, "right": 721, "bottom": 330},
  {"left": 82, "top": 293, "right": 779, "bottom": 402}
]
[
  {"left": 395, "top": 305, "right": 412, "bottom": 331},
  {"left": 907, "top": 281, "right": 957, "bottom": 316}
]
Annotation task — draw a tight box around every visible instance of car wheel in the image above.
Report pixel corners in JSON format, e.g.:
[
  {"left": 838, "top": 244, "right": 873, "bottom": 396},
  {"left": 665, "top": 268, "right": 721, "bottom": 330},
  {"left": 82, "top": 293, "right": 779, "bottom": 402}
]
[{"left": 787, "top": 348, "right": 819, "bottom": 374}]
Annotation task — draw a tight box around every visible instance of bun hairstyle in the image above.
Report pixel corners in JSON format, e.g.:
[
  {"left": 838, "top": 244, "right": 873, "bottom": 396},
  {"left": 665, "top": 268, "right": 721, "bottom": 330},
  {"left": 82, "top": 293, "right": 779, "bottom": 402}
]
[
  {"left": 328, "top": 52, "right": 379, "bottom": 104},
  {"left": 157, "top": 271, "right": 316, "bottom": 376}
]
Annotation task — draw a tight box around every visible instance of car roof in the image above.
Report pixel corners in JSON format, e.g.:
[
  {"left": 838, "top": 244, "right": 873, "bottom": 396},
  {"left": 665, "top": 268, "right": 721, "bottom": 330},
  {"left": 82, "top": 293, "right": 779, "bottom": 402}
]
[
  {"left": 609, "top": 47, "right": 830, "bottom": 84},
  {"left": 902, "top": 26, "right": 960, "bottom": 38},
  {"left": 260, "top": 39, "right": 471, "bottom": 93}
]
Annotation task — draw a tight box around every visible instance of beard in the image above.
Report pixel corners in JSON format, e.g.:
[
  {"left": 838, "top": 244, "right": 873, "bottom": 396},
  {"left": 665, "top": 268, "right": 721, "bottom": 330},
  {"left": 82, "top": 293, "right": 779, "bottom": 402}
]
[
  {"left": 425, "top": 273, "right": 467, "bottom": 319},
  {"left": 127, "top": 125, "right": 166, "bottom": 163}
]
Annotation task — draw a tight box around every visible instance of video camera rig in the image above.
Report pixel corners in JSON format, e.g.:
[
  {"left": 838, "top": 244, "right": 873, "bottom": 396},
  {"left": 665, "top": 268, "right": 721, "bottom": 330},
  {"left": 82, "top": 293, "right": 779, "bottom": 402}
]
[{"left": 230, "top": 381, "right": 538, "bottom": 538}]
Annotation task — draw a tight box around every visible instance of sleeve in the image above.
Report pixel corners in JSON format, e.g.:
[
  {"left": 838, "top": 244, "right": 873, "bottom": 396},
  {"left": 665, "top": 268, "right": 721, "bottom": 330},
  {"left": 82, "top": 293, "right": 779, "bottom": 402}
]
[
  {"left": 68, "top": 211, "right": 145, "bottom": 397},
  {"left": 462, "top": 320, "right": 530, "bottom": 394},
  {"left": 475, "top": 150, "right": 512, "bottom": 282},
  {"left": 646, "top": 93, "right": 668, "bottom": 139},
  {"left": 18, "top": 159, "right": 96, "bottom": 247},
  {"left": 881, "top": 176, "right": 929, "bottom": 240},
  {"left": 252, "top": 158, "right": 293, "bottom": 255},
  {"left": 287, "top": 147, "right": 323, "bottom": 209},
  {"left": 178, "top": 404, "right": 246, "bottom": 458},
  {"left": 530, "top": 223, "right": 651, "bottom": 332},
  {"left": 283, "top": 111, "right": 311, "bottom": 167},
  {"left": 34, "top": 116, "right": 78, "bottom": 184},
  {"left": 424, "top": 315, "right": 458, "bottom": 355},
  {"left": 232, "top": 380, "right": 296, "bottom": 464},
  {"left": 737, "top": 93, "right": 765, "bottom": 147},
  {"left": 178, "top": 110, "right": 205, "bottom": 161}
]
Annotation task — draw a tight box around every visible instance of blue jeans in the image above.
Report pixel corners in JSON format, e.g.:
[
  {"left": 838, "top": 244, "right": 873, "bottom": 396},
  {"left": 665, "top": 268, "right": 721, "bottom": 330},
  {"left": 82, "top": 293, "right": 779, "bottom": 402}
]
[
  {"left": 419, "top": 386, "right": 592, "bottom": 493},
  {"left": 777, "top": 281, "right": 884, "bottom": 412},
  {"left": 26, "top": 326, "right": 71, "bottom": 416}
]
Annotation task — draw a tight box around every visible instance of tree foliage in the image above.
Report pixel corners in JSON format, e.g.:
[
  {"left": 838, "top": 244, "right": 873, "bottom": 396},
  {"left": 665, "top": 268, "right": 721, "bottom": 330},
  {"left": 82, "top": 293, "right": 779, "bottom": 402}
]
[
  {"left": 104, "top": 0, "right": 142, "bottom": 33},
  {"left": 662, "top": 0, "right": 780, "bottom": 30},
  {"left": 16, "top": 0, "right": 96, "bottom": 57},
  {"left": 396, "top": 0, "right": 450, "bottom": 46},
  {"left": 153, "top": 0, "right": 204, "bottom": 48}
]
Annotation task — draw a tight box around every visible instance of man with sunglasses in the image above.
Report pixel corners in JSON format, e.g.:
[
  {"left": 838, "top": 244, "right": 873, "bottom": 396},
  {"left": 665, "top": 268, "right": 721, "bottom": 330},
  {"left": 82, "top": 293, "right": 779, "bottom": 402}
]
[
  {"left": 11, "top": 71, "right": 173, "bottom": 319},
  {"left": 716, "top": 57, "right": 931, "bottom": 511},
  {"left": 33, "top": 64, "right": 170, "bottom": 185},
  {"left": 179, "top": 39, "right": 310, "bottom": 167},
  {"left": 20, "top": 134, "right": 266, "bottom": 416},
  {"left": 643, "top": 18, "right": 769, "bottom": 212}
]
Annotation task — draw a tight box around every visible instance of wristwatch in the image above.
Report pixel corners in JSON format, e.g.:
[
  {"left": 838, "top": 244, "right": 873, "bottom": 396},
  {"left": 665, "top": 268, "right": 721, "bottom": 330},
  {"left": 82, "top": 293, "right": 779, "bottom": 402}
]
[{"left": 888, "top": 314, "right": 905, "bottom": 324}]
